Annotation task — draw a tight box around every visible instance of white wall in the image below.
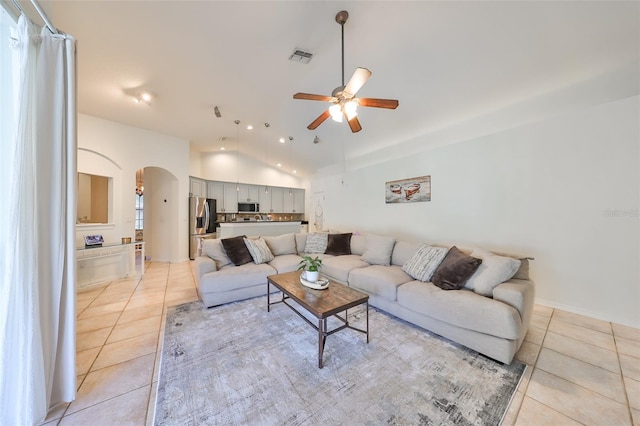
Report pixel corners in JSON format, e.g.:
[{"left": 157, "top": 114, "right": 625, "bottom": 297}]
[
  {"left": 76, "top": 114, "right": 190, "bottom": 262},
  {"left": 311, "top": 94, "right": 639, "bottom": 327}
]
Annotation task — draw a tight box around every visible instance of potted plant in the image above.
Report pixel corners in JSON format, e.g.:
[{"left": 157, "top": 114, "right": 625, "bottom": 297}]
[{"left": 297, "top": 255, "right": 322, "bottom": 283}]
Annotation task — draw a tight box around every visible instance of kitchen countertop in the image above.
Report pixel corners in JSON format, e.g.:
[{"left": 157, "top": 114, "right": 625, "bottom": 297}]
[
  {"left": 217, "top": 221, "right": 302, "bottom": 239},
  {"left": 218, "top": 220, "right": 303, "bottom": 224}
]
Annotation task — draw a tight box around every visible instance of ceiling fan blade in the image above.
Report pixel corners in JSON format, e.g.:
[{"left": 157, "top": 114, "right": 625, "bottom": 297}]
[
  {"left": 344, "top": 67, "right": 372, "bottom": 96},
  {"left": 347, "top": 115, "right": 362, "bottom": 133},
  {"left": 294, "top": 93, "right": 334, "bottom": 102},
  {"left": 307, "top": 110, "right": 331, "bottom": 130},
  {"left": 357, "top": 98, "right": 399, "bottom": 109}
]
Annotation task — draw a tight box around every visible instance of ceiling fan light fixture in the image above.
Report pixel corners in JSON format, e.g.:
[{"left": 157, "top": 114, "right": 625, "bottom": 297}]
[
  {"left": 329, "top": 104, "right": 343, "bottom": 122},
  {"left": 344, "top": 100, "right": 358, "bottom": 120}
]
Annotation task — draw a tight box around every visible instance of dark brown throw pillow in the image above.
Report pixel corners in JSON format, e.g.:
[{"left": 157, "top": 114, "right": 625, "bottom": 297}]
[
  {"left": 221, "top": 235, "right": 253, "bottom": 266},
  {"left": 431, "top": 246, "right": 482, "bottom": 290},
  {"left": 325, "top": 233, "right": 353, "bottom": 256}
]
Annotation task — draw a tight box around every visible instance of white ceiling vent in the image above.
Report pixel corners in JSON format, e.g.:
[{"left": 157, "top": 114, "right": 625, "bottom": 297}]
[{"left": 289, "top": 48, "right": 313, "bottom": 64}]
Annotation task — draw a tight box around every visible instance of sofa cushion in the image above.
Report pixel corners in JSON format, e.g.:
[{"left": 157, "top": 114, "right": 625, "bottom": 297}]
[
  {"left": 263, "top": 233, "right": 297, "bottom": 256},
  {"left": 397, "top": 281, "right": 522, "bottom": 339},
  {"left": 361, "top": 234, "right": 396, "bottom": 266},
  {"left": 221, "top": 235, "right": 253, "bottom": 266},
  {"left": 349, "top": 265, "right": 413, "bottom": 301},
  {"left": 350, "top": 232, "right": 367, "bottom": 255},
  {"left": 321, "top": 255, "right": 369, "bottom": 283},
  {"left": 391, "top": 240, "right": 422, "bottom": 267},
  {"left": 304, "top": 233, "right": 328, "bottom": 253},
  {"left": 465, "top": 248, "right": 521, "bottom": 296},
  {"left": 295, "top": 233, "right": 307, "bottom": 255},
  {"left": 268, "top": 254, "right": 303, "bottom": 274},
  {"left": 244, "top": 237, "right": 274, "bottom": 264},
  {"left": 199, "top": 263, "right": 276, "bottom": 294},
  {"left": 325, "top": 233, "right": 352, "bottom": 256},
  {"left": 402, "top": 244, "right": 448, "bottom": 282},
  {"left": 201, "top": 239, "right": 232, "bottom": 269},
  {"left": 431, "top": 246, "right": 482, "bottom": 290}
]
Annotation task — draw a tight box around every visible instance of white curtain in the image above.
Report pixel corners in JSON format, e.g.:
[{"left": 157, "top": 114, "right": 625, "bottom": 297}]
[{"left": 0, "top": 13, "right": 76, "bottom": 425}]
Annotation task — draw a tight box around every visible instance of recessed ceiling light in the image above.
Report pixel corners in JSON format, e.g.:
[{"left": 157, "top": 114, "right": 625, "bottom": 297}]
[
  {"left": 279, "top": 138, "right": 285, "bottom": 143},
  {"left": 246, "top": 125, "right": 253, "bottom": 130},
  {"left": 220, "top": 147, "right": 226, "bottom": 150},
  {"left": 293, "top": 170, "right": 297, "bottom": 174},
  {"left": 277, "top": 163, "right": 282, "bottom": 167},
  {"left": 140, "top": 92, "right": 152, "bottom": 102}
]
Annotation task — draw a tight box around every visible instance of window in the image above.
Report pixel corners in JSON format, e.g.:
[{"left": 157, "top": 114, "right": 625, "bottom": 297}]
[{"left": 135, "top": 194, "right": 144, "bottom": 230}]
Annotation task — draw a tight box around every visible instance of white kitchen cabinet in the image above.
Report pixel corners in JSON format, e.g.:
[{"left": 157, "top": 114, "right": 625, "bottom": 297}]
[
  {"left": 270, "top": 187, "right": 284, "bottom": 213},
  {"left": 207, "top": 181, "right": 225, "bottom": 212},
  {"left": 223, "top": 183, "right": 239, "bottom": 213},
  {"left": 283, "top": 188, "right": 294, "bottom": 213},
  {"left": 259, "top": 186, "right": 272, "bottom": 213},
  {"left": 293, "top": 189, "right": 305, "bottom": 213},
  {"left": 189, "top": 177, "right": 206, "bottom": 198},
  {"left": 237, "top": 184, "right": 259, "bottom": 203},
  {"left": 282, "top": 188, "right": 304, "bottom": 213}
]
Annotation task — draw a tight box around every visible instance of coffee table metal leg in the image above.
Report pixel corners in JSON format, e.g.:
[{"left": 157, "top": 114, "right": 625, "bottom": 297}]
[
  {"left": 267, "top": 281, "right": 271, "bottom": 312},
  {"left": 318, "top": 318, "right": 324, "bottom": 368},
  {"left": 366, "top": 301, "right": 369, "bottom": 343}
]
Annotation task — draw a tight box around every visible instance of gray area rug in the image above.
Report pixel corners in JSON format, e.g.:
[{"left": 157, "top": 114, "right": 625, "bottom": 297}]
[{"left": 155, "top": 296, "right": 525, "bottom": 425}]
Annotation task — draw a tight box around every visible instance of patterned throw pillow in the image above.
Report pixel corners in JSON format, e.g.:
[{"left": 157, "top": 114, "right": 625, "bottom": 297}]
[
  {"left": 402, "top": 244, "right": 448, "bottom": 282},
  {"left": 244, "top": 237, "right": 274, "bottom": 264},
  {"left": 304, "top": 233, "right": 328, "bottom": 253}
]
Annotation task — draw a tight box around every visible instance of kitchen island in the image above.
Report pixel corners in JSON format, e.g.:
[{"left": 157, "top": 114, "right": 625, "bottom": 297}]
[{"left": 217, "top": 221, "right": 302, "bottom": 239}]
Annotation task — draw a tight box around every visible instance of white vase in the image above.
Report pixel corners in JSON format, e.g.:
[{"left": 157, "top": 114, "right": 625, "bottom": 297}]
[{"left": 305, "top": 270, "right": 319, "bottom": 283}]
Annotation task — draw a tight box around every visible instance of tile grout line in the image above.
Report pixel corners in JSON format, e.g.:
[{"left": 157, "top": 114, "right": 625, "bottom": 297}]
[
  {"left": 612, "top": 326, "right": 636, "bottom": 426},
  {"left": 511, "top": 309, "right": 553, "bottom": 423},
  {"left": 143, "top": 263, "right": 172, "bottom": 426}
]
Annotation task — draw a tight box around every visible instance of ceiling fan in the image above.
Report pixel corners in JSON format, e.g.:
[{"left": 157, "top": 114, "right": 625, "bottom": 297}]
[{"left": 293, "top": 10, "right": 399, "bottom": 133}]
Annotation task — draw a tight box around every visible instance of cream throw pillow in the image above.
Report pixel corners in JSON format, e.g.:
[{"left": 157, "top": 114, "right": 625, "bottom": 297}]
[
  {"left": 465, "top": 248, "right": 521, "bottom": 296},
  {"left": 201, "top": 239, "right": 232, "bottom": 269}
]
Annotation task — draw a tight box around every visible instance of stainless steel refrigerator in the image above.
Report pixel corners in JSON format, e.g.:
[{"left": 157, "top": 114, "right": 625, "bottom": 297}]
[{"left": 189, "top": 197, "right": 217, "bottom": 260}]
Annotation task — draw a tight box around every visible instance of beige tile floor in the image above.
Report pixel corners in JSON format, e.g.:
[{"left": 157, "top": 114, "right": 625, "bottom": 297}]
[{"left": 40, "top": 261, "right": 639, "bottom": 425}]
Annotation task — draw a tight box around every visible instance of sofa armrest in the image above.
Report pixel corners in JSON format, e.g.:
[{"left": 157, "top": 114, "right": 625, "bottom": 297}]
[
  {"left": 493, "top": 279, "right": 535, "bottom": 334},
  {"left": 194, "top": 256, "right": 217, "bottom": 286}
]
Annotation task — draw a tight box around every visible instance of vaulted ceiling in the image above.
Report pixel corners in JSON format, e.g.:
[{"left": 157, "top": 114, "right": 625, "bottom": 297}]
[{"left": 36, "top": 1, "right": 639, "bottom": 178}]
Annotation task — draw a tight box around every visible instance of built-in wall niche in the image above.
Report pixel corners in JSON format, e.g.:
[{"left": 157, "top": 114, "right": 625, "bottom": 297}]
[{"left": 77, "top": 172, "right": 111, "bottom": 224}]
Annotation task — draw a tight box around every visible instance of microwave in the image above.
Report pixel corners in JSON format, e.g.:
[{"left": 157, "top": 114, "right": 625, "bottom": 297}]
[{"left": 238, "top": 202, "right": 259, "bottom": 212}]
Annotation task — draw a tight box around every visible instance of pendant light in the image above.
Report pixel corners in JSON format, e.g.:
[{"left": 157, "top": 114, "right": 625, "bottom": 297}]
[
  {"left": 289, "top": 136, "right": 293, "bottom": 196},
  {"left": 263, "top": 123, "right": 270, "bottom": 194},
  {"left": 234, "top": 119, "right": 240, "bottom": 191}
]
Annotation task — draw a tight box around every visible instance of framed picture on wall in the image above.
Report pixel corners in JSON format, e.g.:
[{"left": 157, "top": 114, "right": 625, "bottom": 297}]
[{"left": 385, "top": 175, "right": 431, "bottom": 203}]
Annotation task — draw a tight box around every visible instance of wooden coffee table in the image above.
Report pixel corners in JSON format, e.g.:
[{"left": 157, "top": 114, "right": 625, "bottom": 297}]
[{"left": 267, "top": 271, "right": 369, "bottom": 368}]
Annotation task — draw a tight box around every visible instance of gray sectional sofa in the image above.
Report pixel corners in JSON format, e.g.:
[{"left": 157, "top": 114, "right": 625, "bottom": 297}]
[{"left": 194, "top": 232, "right": 534, "bottom": 364}]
